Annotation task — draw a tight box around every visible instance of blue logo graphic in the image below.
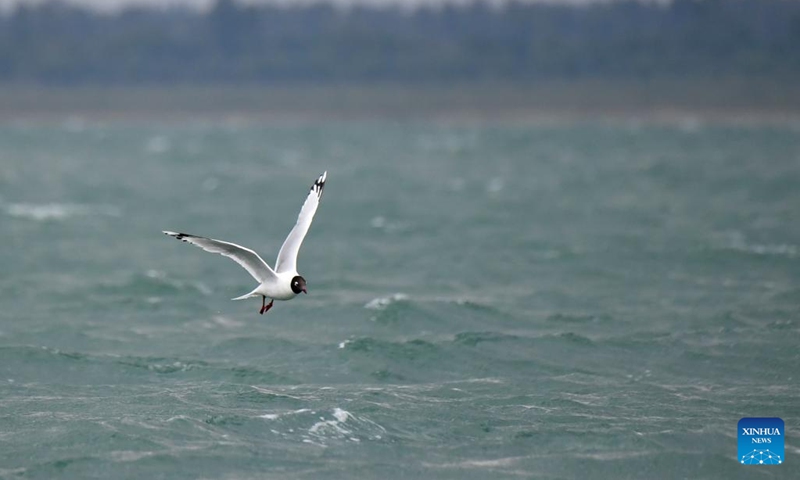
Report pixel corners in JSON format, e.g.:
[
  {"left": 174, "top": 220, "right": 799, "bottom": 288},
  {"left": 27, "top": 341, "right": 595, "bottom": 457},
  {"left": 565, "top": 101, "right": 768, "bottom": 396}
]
[{"left": 738, "top": 418, "right": 784, "bottom": 465}]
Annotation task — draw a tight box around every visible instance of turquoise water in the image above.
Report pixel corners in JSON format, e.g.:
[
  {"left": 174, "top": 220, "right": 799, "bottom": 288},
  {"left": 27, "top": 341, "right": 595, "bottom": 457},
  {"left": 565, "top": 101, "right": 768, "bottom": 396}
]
[{"left": 1, "top": 118, "right": 799, "bottom": 478}]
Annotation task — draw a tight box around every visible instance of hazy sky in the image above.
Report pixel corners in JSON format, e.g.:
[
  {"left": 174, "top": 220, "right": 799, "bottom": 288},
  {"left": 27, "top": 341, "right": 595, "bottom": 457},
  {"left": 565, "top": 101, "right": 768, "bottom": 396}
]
[{"left": 0, "top": 0, "right": 604, "bottom": 14}]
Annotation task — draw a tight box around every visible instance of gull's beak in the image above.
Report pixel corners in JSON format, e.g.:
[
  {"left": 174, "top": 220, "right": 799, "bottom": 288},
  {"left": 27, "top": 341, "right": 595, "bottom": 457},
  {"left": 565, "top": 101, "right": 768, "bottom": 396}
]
[{"left": 302, "top": 286, "right": 308, "bottom": 294}]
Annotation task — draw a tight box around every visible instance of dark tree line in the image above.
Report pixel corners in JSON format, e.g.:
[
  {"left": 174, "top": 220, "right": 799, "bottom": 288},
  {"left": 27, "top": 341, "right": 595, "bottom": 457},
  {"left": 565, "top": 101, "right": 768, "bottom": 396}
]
[{"left": 0, "top": 0, "right": 798, "bottom": 85}]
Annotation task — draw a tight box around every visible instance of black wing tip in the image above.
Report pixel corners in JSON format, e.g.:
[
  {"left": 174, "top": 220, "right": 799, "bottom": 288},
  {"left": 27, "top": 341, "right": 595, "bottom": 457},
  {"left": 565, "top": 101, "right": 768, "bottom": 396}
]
[
  {"left": 163, "top": 231, "right": 192, "bottom": 241},
  {"left": 311, "top": 171, "right": 327, "bottom": 198}
]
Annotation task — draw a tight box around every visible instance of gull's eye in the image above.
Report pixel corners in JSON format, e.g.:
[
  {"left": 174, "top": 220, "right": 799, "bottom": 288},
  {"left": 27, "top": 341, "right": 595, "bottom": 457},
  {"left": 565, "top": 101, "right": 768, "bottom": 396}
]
[{"left": 290, "top": 275, "right": 305, "bottom": 294}]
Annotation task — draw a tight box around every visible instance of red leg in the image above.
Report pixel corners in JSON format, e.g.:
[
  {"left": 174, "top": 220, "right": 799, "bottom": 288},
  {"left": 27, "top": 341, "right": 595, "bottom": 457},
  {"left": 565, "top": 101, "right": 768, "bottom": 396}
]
[
  {"left": 263, "top": 299, "right": 274, "bottom": 314},
  {"left": 259, "top": 296, "right": 267, "bottom": 315}
]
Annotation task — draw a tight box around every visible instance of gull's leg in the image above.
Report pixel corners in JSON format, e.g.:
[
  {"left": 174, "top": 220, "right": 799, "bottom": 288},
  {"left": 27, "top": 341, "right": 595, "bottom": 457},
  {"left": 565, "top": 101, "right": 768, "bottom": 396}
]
[
  {"left": 263, "top": 299, "right": 274, "bottom": 314},
  {"left": 259, "top": 295, "right": 267, "bottom": 315}
]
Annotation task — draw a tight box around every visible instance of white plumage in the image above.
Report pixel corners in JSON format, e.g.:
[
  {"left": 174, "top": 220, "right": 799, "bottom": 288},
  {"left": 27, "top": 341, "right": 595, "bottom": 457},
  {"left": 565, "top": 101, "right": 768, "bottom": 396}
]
[{"left": 163, "top": 171, "right": 326, "bottom": 314}]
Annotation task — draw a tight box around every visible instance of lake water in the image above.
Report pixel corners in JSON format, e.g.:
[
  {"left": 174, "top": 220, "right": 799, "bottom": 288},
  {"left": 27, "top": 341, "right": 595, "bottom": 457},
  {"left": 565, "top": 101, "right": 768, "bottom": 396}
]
[{"left": 1, "top": 112, "right": 799, "bottom": 478}]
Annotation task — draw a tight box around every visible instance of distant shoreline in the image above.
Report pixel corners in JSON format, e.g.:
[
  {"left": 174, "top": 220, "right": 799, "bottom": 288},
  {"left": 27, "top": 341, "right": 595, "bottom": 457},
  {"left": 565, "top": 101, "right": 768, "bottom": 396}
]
[{"left": 2, "top": 80, "right": 799, "bottom": 124}]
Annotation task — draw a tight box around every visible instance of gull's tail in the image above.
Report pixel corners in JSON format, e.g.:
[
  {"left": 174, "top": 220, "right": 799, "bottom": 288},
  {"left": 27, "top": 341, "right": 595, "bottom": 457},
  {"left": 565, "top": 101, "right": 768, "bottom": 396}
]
[{"left": 232, "top": 288, "right": 260, "bottom": 301}]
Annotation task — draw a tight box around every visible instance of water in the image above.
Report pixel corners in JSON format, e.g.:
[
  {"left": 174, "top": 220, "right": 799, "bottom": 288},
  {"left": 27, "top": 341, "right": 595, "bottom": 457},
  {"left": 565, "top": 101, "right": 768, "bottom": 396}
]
[{"left": 1, "top": 115, "right": 799, "bottom": 478}]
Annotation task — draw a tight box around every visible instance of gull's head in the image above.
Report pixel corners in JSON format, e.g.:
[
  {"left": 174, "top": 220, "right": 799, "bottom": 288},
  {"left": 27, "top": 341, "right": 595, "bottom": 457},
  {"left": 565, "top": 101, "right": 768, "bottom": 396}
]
[{"left": 291, "top": 275, "right": 307, "bottom": 294}]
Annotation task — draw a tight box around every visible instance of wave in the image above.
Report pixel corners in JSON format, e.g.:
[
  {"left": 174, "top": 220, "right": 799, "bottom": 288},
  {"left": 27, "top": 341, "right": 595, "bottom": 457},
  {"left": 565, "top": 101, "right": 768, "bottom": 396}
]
[
  {"left": 364, "top": 293, "right": 503, "bottom": 314},
  {"left": 259, "top": 406, "right": 386, "bottom": 446},
  {"left": 341, "top": 337, "right": 439, "bottom": 360},
  {"left": 117, "top": 357, "right": 292, "bottom": 383},
  {"left": 546, "top": 313, "right": 613, "bottom": 324},
  {"left": 452, "top": 331, "right": 521, "bottom": 346},
  {"left": 770, "top": 288, "right": 800, "bottom": 308},
  {"left": 360, "top": 293, "right": 517, "bottom": 332},
  {"left": 453, "top": 331, "right": 594, "bottom": 347},
  {"left": 115, "top": 356, "right": 212, "bottom": 374},
  {"left": 713, "top": 231, "right": 798, "bottom": 258},
  {"left": 97, "top": 269, "right": 212, "bottom": 297},
  {"left": 3, "top": 202, "right": 121, "bottom": 221},
  {"left": 364, "top": 293, "right": 409, "bottom": 310},
  {"left": 1, "top": 344, "right": 92, "bottom": 363},
  {"left": 725, "top": 242, "right": 798, "bottom": 258},
  {"left": 336, "top": 330, "right": 596, "bottom": 383},
  {"left": 0, "top": 345, "right": 290, "bottom": 383},
  {"left": 362, "top": 293, "right": 421, "bottom": 325}
]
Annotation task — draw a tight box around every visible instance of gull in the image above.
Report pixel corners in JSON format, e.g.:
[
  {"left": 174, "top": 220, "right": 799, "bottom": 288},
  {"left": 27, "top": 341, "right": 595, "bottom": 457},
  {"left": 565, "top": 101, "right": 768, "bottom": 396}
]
[{"left": 163, "top": 171, "right": 326, "bottom": 315}]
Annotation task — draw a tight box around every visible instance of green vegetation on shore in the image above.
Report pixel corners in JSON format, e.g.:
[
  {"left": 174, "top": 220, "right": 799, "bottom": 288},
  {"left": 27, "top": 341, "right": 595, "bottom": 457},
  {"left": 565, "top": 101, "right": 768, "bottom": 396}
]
[{"left": 0, "top": 0, "right": 798, "bottom": 86}]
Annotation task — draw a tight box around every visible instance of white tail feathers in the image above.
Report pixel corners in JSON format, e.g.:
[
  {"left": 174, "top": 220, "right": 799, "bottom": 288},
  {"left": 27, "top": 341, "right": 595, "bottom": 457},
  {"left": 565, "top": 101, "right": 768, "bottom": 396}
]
[{"left": 231, "top": 290, "right": 259, "bottom": 301}]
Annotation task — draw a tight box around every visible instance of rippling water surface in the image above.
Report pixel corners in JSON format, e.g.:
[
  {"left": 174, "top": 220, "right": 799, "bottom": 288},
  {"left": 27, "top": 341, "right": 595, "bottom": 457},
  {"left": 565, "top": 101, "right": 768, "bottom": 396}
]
[{"left": 1, "top": 117, "right": 799, "bottom": 478}]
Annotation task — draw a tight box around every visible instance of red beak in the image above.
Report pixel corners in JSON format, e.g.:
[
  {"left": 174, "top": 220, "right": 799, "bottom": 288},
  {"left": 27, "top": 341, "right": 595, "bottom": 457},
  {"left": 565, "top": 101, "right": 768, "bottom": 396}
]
[{"left": 302, "top": 287, "right": 308, "bottom": 294}]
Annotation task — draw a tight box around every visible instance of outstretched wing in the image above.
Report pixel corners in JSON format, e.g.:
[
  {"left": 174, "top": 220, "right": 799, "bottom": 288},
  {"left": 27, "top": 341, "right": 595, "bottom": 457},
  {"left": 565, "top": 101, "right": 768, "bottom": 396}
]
[
  {"left": 163, "top": 231, "right": 277, "bottom": 283},
  {"left": 275, "top": 171, "right": 326, "bottom": 274}
]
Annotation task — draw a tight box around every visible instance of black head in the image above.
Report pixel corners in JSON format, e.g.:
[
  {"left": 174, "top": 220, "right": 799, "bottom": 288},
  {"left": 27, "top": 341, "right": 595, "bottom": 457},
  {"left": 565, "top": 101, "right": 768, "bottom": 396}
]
[{"left": 291, "top": 275, "right": 307, "bottom": 294}]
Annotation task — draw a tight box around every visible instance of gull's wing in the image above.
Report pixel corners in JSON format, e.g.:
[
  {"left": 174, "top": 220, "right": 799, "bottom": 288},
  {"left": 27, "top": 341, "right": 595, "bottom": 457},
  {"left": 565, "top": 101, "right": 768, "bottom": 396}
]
[
  {"left": 163, "top": 231, "right": 277, "bottom": 283},
  {"left": 275, "top": 171, "right": 326, "bottom": 274}
]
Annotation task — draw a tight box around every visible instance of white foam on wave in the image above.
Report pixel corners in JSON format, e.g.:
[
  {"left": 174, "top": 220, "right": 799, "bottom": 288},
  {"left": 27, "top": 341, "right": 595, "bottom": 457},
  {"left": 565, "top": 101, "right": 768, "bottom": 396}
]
[
  {"left": 733, "top": 243, "right": 797, "bottom": 257},
  {"left": 144, "top": 269, "right": 212, "bottom": 296},
  {"left": 259, "top": 404, "right": 386, "bottom": 446},
  {"left": 332, "top": 408, "right": 349, "bottom": 423},
  {"left": 718, "top": 231, "right": 797, "bottom": 258},
  {"left": 307, "top": 408, "right": 353, "bottom": 440},
  {"left": 574, "top": 451, "right": 657, "bottom": 461},
  {"left": 250, "top": 386, "right": 305, "bottom": 400},
  {"left": 110, "top": 450, "right": 156, "bottom": 462},
  {"left": 364, "top": 293, "right": 409, "bottom": 310},
  {"left": 260, "top": 408, "right": 312, "bottom": 420},
  {"left": 0, "top": 468, "right": 26, "bottom": 477},
  {"left": 145, "top": 269, "right": 166, "bottom": 280},
  {"left": 4, "top": 202, "right": 121, "bottom": 221},
  {"left": 308, "top": 418, "right": 351, "bottom": 435},
  {"left": 369, "top": 215, "right": 407, "bottom": 233},
  {"left": 424, "top": 455, "right": 526, "bottom": 469},
  {"left": 211, "top": 316, "right": 244, "bottom": 328}
]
